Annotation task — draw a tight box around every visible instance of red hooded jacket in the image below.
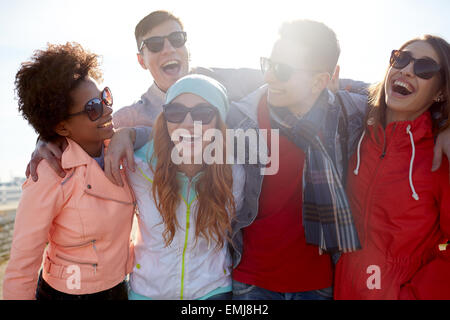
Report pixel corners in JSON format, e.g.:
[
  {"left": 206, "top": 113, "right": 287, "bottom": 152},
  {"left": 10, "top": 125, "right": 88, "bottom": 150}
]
[{"left": 334, "top": 111, "right": 450, "bottom": 300}]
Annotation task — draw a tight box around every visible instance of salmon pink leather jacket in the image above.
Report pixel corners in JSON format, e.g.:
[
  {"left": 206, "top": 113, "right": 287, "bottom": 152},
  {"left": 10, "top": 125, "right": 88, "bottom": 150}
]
[{"left": 3, "top": 138, "right": 136, "bottom": 299}]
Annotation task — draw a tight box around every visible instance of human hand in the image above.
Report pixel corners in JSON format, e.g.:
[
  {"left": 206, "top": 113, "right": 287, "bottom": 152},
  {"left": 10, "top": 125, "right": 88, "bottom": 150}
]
[
  {"left": 432, "top": 126, "right": 450, "bottom": 182},
  {"left": 26, "top": 137, "right": 67, "bottom": 181},
  {"left": 104, "top": 128, "right": 136, "bottom": 187},
  {"left": 328, "top": 65, "right": 340, "bottom": 94}
]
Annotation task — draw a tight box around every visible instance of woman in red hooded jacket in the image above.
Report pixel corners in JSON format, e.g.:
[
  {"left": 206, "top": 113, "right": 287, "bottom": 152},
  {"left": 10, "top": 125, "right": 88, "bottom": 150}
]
[{"left": 334, "top": 35, "right": 450, "bottom": 300}]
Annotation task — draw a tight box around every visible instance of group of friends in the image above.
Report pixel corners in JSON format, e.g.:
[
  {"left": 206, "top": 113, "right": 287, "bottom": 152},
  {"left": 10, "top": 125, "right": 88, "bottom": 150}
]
[{"left": 2, "top": 10, "right": 450, "bottom": 300}]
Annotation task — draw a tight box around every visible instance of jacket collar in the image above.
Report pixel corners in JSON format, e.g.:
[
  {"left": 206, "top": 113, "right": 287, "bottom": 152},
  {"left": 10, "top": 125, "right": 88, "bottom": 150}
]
[
  {"left": 232, "top": 85, "right": 335, "bottom": 125},
  {"left": 368, "top": 111, "right": 434, "bottom": 149},
  {"left": 61, "top": 138, "right": 134, "bottom": 204},
  {"left": 145, "top": 82, "right": 166, "bottom": 104},
  {"left": 61, "top": 138, "right": 111, "bottom": 169},
  {"left": 230, "top": 85, "right": 268, "bottom": 123},
  {"left": 61, "top": 138, "right": 93, "bottom": 169}
]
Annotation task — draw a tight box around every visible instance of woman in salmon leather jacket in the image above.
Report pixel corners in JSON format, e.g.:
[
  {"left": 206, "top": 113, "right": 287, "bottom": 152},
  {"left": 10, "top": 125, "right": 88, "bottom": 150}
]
[
  {"left": 334, "top": 35, "right": 450, "bottom": 300},
  {"left": 2, "top": 42, "right": 136, "bottom": 300}
]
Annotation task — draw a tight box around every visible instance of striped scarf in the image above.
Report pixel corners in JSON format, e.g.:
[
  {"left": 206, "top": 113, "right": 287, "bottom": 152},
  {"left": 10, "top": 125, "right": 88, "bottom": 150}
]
[{"left": 268, "top": 91, "right": 361, "bottom": 254}]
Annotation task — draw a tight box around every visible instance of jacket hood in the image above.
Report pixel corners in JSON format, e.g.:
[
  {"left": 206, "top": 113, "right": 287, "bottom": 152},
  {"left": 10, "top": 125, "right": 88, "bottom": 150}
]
[{"left": 353, "top": 111, "right": 434, "bottom": 201}]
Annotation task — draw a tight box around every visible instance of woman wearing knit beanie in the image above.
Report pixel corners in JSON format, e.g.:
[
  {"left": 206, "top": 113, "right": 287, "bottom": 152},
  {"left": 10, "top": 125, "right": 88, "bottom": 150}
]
[{"left": 126, "top": 74, "right": 245, "bottom": 300}]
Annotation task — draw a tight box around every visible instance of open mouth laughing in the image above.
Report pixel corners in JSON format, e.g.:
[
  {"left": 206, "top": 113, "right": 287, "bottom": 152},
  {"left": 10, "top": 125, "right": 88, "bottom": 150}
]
[
  {"left": 178, "top": 133, "right": 202, "bottom": 144},
  {"left": 161, "top": 60, "right": 181, "bottom": 76},
  {"left": 391, "top": 79, "right": 416, "bottom": 96},
  {"left": 98, "top": 120, "right": 113, "bottom": 129}
]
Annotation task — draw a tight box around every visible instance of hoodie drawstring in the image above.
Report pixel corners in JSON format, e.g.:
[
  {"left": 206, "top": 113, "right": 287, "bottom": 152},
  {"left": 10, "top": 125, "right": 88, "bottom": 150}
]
[
  {"left": 353, "top": 125, "right": 419, "bottom": 201},
  {"left": 353, "top": 131, "right": 366, "bottom": 175},
  {"left": 406, "top": 125, "right": 419, "bottom": 201}
]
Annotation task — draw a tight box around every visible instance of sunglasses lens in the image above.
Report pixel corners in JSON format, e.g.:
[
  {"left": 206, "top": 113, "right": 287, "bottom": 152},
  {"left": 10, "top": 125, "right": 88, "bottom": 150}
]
[
  {"left": 190, "top": 106, "right": 216, "bottom": 123},
  {"left": 102, "top": 87, "right": 113, "bottom": 106},
  {"left": 414, "top": 58, "right": 441, "bottom": 80},
  {"left": 145, "top": 37, "right": 164, "bottom": 53},
  {"left": 391, "top": 50, "right": 411, "bottom": 69},
  {"left": 163, "top": 103, "right": 216, "bottom": 124},
  {"left": 85, "top": 99, "right": 103, "bottom": 121},
  {"left": 275, "top": 63, "right": 293, "bottom": 82},
  {"left": 164, "top": 104, "right": 188, "bottom": 123},
  {"left": 391, "top": 50, "right": 441, "bottom": 80},
  {"left": 260, "top": 58, "right": 292, "bottom": 82},
  {"left": 168, "top": 32, "right": 187, "bottom": 48},
  {"left": 144, "top": 32, "right": 186, "bottom": 53}
]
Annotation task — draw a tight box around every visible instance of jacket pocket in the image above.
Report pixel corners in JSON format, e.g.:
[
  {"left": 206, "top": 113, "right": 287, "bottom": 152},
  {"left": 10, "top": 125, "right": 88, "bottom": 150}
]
[
  {"left": 52, "top": 240, "right": 99, "bottom": 276},
  {"left": 55, "top": 253, "right": 98, "bottom": 275}
]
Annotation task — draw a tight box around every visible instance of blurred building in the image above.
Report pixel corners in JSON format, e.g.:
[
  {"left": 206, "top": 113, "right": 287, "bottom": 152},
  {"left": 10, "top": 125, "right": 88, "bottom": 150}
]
[{"left": 0, "top": 177, "right": 24, "bottom": 205}]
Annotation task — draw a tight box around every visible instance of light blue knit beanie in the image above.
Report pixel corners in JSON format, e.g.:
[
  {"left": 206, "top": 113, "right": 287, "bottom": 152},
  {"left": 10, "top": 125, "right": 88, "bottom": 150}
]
[{"left": 165, "top": 74, "right": 229, "bottom": 121}]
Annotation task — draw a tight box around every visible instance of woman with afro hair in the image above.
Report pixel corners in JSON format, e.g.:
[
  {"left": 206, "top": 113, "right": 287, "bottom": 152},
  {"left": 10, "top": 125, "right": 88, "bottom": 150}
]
[{"left": 3, "top": 42, "right": 135, "bottom": 300}]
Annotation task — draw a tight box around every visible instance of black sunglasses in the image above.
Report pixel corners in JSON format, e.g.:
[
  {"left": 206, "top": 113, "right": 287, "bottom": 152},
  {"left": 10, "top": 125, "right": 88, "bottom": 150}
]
[
  {"left": 260, "top": 57, "right": 318, "bottom": 82},
  {"left": 163, "top": 102, "right": 217, "bottom": 124},
  {"left": 390, "top": 50, "right": 441, "bottom": 80},
  {"left": 67, "top": 87, "right": 113, "bottom": 121},
  {"left": 140, "top": 31, "right": 187, "bottom": 53}
]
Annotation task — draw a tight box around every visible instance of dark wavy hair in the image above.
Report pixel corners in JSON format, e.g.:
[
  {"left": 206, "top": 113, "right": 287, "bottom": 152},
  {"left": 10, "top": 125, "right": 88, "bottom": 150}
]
[{"left": 15, "top": 42, "right": 103, "bottom": 141}]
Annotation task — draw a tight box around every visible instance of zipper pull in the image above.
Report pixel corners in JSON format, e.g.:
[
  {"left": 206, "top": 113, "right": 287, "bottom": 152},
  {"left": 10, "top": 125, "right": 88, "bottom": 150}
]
[
  {"left": 92, "top": 240, "right": 97, "bottom": 250},
  {"left": 93, "top": 264, "right": 97, "bottom": 276}
]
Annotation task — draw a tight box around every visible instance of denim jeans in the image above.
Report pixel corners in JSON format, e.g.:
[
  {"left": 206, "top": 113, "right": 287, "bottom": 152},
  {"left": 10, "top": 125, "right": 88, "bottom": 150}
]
[
  {"left": 232, "top": 280, "right": 333, "bottom": 300},
  {"left": 206, "top": 291, "right": 232, "bottom": 300}
]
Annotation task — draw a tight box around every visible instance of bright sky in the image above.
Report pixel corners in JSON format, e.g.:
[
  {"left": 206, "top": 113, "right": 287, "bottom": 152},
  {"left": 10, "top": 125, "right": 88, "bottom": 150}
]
[{"left": 1, "top": 0, "right": 449, "bottom": 181}]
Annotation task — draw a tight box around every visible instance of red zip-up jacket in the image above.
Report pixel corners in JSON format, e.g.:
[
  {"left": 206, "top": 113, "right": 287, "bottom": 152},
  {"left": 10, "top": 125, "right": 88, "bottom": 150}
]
[{"left": 334, "top": 111, "right": 450, "bottom": 300}]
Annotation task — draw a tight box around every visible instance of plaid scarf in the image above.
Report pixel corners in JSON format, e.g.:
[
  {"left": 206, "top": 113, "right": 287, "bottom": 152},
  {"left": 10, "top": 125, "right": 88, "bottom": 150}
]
[{"left": 268, "top": 91, "right": 361, "bottom": 254}]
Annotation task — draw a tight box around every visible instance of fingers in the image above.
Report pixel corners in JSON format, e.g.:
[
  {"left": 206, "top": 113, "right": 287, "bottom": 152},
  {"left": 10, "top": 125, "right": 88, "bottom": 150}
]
[
  {"left": 432, "top": 137, "right": 450, "bottom": 183},
  {"left": 126, "top": 147, "right": 136, "bottom": 172},
  {"left": 47, "top": 157, "right": 66, "bottom": 178},
  {"left": 328, "top": 65, "right": 340, "bottom": 93},
  {"left": 59, "top": 137, "right": 69, "bottom": 152},
  {"left": 432, "top": 143, "right": 443, "bottom": 172},
  {"left": 104, "top": 157, "right": 115, "bottom": 185},
  {"left": 104, "top": 152, "right": 124, "bottom": 187},
  {"left": 34, "top": 140, "right": 65, "bottom": 178},
  {"left": 103, "top": 127, "right": 137, "bottom": 186},
  {"left": 38, "top": 145, "right": 65, "bottom": 178},
  {"left": 110, "top": 158, "right": 124, "bottom": 187},
  {"left": 29, "top": 152, "right": 42, "bottom": 182},
  {"left": 46, "top": 142, "right": 63, "bottom": 160},
  {"left": 334, "top": 65, "right": 340, "bottom": 82}
]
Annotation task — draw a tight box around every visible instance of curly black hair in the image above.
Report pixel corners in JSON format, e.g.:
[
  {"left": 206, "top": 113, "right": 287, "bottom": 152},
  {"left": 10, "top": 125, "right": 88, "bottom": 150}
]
[{"left": 15, "top": 42, "right": 103, "bottom": 141}]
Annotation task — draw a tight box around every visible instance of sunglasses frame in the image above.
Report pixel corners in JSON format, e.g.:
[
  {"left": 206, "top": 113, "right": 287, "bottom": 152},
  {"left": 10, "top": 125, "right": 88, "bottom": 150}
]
[
  {"left": 260, "top": 57, "right": 319, "bottom": 82},
  {"left": 390, "top": 50, "right": 441, "bottom": 80},
  {"left": 140, "top": 31, "right": 187, "bottom": 53},
  {"left": 67, "top": 87, "right": 113, "bottom": 122},
  {"left": 162, "top": 102, "right": 217, "bottom": 124}
]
